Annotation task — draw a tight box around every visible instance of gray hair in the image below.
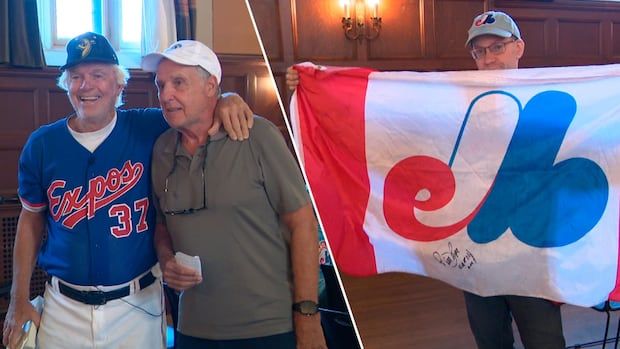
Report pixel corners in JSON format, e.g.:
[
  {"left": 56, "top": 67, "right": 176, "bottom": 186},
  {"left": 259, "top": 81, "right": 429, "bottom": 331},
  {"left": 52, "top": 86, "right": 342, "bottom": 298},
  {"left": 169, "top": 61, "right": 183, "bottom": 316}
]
[
  {"left": 57, "top": 65, "right": 130, "bottom": 107},
  {"left": 195, "top": 66, "right": 221, "bottom": 97}
]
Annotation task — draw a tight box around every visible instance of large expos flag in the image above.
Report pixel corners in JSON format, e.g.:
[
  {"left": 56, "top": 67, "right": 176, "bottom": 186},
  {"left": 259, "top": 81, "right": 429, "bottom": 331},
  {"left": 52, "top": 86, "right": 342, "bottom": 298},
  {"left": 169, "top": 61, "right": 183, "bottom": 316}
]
[{"left": 290, "top": 63, "right": 620, "bottom": 307}]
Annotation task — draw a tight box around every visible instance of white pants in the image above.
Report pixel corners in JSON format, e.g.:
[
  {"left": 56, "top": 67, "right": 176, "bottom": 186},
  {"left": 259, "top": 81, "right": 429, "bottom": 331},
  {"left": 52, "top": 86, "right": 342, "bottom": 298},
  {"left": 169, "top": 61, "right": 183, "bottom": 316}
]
[{"left": 37, "top": 274, "right": 166, "bottom": 349}]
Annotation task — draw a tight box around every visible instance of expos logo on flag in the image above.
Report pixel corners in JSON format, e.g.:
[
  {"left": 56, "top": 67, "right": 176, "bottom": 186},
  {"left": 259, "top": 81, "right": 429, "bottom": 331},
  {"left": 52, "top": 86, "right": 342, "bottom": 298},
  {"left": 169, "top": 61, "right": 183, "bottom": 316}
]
[{"left": 290, "top": 63, "right": 620, "bottom": 307}]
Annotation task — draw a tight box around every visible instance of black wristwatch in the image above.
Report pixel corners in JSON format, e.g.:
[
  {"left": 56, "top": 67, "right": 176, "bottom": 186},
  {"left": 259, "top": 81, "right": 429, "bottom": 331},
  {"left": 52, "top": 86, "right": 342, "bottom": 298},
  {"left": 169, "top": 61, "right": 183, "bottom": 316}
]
[{"left": 292, "top": 300, "right": 319, "bottom": 316}]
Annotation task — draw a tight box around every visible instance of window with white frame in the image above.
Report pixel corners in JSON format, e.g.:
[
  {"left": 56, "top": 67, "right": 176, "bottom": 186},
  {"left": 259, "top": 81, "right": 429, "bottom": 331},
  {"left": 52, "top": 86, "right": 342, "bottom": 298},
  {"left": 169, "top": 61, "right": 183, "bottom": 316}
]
[{"left": 37, "top": 0, "right": 143, "bottom": 68}]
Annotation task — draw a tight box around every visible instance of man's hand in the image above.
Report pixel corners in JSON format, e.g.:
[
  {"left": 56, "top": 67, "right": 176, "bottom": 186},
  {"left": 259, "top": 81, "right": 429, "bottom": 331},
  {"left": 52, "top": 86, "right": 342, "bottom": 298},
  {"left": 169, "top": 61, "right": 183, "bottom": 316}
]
[
  {"left": 4, "top": 209, "right": 44, "bottom": 349},
  {"left": 294, "top": 313, "right": 327, "bottom": 349},
  {"left": 2, "top": 298, "right": 40, "bottom": 349},
  {"left": 211, "top": 93, "right": 254, "bottom": 141},
  {"left": 286, "top": 66, "right": 300, "bottom": 91},
  {"left": 159, "top": 254, "right": 202, "bottom": 291}
]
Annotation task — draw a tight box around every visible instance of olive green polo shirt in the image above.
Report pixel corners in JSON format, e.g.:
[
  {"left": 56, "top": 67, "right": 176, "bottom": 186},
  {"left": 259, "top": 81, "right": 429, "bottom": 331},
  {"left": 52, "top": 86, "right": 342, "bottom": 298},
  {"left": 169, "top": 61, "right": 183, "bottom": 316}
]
[{"left": 152, "top": 117, "right": 309, "bottom": 339}]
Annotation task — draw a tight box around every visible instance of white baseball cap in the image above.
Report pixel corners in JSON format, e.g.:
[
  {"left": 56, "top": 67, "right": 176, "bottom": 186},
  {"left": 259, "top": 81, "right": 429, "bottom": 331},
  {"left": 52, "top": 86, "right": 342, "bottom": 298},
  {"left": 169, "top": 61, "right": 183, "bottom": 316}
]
[
  {"left": 142, "top": 40, "right": 222, "bottom": 84},
  {"left": 466, "top": 11, "right": 521, "bottom": 46}
]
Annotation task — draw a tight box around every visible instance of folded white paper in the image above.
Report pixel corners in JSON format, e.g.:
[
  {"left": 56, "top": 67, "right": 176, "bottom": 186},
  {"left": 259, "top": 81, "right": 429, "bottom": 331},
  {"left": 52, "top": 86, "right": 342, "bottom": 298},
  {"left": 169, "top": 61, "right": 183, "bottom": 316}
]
[{"left": 175, "top": 252, "right": 202, "bottom": 276}]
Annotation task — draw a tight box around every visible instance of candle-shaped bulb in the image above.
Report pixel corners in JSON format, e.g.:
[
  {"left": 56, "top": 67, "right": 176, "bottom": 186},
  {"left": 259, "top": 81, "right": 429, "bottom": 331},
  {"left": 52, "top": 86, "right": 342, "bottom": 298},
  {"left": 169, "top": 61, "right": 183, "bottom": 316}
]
[
  {"left": 367, "top": 0, "right": 379, "bottom": 18},
  {"left": 356, "top": 1, "right": 364, "bottom": 24},
  {"left": 341, "top": 0, "right": 350, "bottom": 18}
]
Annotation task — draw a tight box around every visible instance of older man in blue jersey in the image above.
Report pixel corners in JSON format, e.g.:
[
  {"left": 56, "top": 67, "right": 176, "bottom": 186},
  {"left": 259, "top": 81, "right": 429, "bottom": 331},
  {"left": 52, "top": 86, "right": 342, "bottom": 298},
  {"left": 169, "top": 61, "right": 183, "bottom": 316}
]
[{"left": 3, "top": 32, "right": 252, "bottom": 349}]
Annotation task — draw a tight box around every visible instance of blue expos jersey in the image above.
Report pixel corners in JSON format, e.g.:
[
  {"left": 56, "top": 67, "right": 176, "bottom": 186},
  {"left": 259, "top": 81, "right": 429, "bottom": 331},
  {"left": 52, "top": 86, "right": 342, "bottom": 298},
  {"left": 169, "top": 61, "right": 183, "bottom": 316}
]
[{"left": 18, "top": 109, "right": 168, "bottom": 286}]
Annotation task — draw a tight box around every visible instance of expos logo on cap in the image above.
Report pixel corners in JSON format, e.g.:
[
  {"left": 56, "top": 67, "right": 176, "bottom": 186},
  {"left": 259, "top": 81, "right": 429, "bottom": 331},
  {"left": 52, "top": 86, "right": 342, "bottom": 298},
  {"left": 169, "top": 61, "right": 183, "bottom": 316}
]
[
  {"left": 168, "top": 43, "right": 183, "bottom": 51},
  {"left": 465, "top": 11, "right": 521, "bottom": 46},
  {"left": 61, "top": 32, "right": 119, "bottom": 71},
  {"left": 474, "top": 13, "right": 496, "bottom": 27}
]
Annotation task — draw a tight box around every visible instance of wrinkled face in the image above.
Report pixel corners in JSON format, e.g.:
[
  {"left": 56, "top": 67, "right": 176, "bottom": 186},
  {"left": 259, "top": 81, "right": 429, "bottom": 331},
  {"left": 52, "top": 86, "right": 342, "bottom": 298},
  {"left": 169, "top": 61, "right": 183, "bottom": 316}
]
[
  {"left": 155, "top": 59, "right": 218, "bottom": 131},
  {"left": 470, "top": 34, "right": 524, "bottom": 70},
  {"left": 67, "top": 63, "right": 123, "bottom": 121}
]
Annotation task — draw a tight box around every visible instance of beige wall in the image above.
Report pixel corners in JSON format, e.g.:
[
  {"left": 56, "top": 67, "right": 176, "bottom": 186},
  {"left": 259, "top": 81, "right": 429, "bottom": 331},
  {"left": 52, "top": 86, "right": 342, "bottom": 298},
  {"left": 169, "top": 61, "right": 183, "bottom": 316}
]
[
  {"left": 196, "top": 0, "right": 261, "bottom": 55},
  {"left": 195, "top": 0, "right": 213, "bottom": 47}
]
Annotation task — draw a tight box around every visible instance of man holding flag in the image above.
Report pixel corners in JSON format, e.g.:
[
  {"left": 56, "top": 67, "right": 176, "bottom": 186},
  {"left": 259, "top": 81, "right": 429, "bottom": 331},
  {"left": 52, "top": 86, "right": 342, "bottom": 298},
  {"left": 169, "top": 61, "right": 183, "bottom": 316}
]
[
  {"left": 286, "top": 10, "right": 569, "bottom": 349},
  {"left": 458, "top": 11, "right": 565, "bottom": 349}
]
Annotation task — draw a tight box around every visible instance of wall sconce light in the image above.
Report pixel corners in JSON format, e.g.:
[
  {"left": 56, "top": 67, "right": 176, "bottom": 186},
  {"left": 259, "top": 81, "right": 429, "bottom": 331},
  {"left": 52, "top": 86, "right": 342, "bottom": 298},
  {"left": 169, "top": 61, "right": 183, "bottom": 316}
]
[{"left": 341, "top": 0, "right": 382, "bottom": 42}]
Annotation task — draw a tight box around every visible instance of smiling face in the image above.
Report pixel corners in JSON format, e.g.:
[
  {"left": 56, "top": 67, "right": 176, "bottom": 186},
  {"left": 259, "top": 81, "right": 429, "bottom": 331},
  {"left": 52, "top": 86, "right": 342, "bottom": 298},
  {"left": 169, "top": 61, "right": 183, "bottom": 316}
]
[
  {"left": 154, "top": 59, "right": 219, "bottom": 133},
  {"left": 67, "top": 63, "right": 123, "bottom": 124},
  {"left": 470, "top": 34, "right": 525, "bottom": 71}
]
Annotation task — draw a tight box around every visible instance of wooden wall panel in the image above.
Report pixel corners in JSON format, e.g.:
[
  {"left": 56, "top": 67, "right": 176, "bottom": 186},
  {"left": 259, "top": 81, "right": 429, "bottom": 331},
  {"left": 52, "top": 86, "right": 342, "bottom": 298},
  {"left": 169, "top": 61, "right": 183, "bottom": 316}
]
[
  {"left": 272, "top": 72, "right": 290, "bottom": 110},
  {"left": 0, "top": 87, "right": 38, "bottom": 195},
  {"left": 558, "top": 20, "right": 602, "bottom": 57},
  {"left": 614, "top": 21, "right": 620, "bottom": 58},
  {"left": 123, "top": 91, "right": 153, "bottom": 110},
  {"left": 0, "top": 134, "right": 24, "bottom": 154},
  {"left": 515, "top": 18, "right": 547, "bottom": 58},
  {"left": 368, "top": 0, "right": 423, "bottom": 60},
  {"left": 0, "top": 152, "right": 19, "bottom": 195},
  {"left": 434, "top": 0, "right": 485, "bottom": 58},
  {"left": 251, "top": 0, "right": 284, "bottom": 61},
  {"left": 0, "top": 89, "right": 37, "bottom": 132},
  {"left": 48, "top": 90, "right": 74, "bottom": 122},
  {"left": 220, "top": 56, "right": 287, "bottom": 134},
  {"left": 495, "top": 1, "right": 620, "bottom": 67},
  {"left": 293, "top": 0, "right": 357, "bottom": 61},
  {"left": 221, "top": 76, "right": 249, "bottom": 101}
]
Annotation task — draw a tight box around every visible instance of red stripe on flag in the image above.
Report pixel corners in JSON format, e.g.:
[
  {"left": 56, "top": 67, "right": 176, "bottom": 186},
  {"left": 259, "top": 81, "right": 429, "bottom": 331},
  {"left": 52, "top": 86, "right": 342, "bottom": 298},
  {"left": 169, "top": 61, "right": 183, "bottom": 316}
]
[{"left": 294, "top": 65, "right": 377, "bottom": 276}]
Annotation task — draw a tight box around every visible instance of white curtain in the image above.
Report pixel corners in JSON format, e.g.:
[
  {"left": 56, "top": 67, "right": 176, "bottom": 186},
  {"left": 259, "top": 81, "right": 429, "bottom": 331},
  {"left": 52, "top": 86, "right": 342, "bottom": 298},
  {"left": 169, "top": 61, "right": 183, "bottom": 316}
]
[{"left": 141, "top": 0, "right": 177, "bottom": 56}]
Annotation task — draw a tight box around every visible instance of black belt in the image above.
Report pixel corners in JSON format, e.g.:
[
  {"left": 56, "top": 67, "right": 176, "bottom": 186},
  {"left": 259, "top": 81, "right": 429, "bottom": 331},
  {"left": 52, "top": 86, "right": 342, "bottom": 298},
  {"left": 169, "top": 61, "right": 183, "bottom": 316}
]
[{"left": 57, "top": 271, "right": 156, "bottom": 305}]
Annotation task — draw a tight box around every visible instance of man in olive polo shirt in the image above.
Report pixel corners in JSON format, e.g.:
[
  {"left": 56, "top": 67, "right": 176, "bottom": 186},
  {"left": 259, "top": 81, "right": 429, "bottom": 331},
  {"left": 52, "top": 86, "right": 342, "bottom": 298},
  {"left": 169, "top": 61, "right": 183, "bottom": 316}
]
[{"left": 143, "top": 40, "right": 327, "bottom": 349}]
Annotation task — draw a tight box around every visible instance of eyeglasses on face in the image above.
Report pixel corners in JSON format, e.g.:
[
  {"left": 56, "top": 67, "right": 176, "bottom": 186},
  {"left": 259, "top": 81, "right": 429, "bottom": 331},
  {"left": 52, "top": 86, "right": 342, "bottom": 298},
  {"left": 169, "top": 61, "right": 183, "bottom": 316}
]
[
  {"left": 470, "top": 38, "right": 517, "bottom": 60},
  {"left": 163, "top": 159, "right": 206, "bottom": 215}
]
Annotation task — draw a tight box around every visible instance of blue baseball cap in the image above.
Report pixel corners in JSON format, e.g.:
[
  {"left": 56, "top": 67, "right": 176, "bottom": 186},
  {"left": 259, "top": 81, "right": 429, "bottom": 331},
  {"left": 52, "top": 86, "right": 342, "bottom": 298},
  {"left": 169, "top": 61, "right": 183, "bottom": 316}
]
[{"left": 60, "top": 32, "right": 119, "bottom": 71}]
